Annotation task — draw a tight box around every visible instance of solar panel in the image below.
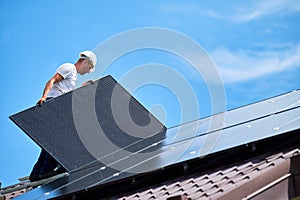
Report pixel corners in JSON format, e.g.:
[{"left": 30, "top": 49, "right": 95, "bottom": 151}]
[
  {"left": 10, "top": 75, "right": 166, "bottom": 171},
  {"left": 163, "top": 89, "right": 300, "bottom": 145},
  {"left": 11, "top": 83, "right": 300, "bottom": 200}
]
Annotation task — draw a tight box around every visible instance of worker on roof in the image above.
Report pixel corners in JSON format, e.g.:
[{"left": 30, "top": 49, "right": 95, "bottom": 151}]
[{"left": 29, "top": 50, "right": 97, "bottom": 182}]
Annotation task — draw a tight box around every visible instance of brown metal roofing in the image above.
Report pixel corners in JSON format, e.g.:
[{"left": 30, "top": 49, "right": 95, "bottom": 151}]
[
  {"left": 1, "top": 188, "right": 28, "bottom": 200},
  {"left": 0, "top": 173, "right": 67, "bottom": 200},
  {"left": 114, "top": 147, "right": 300, "bottom": 200},
  {"left": 1, "top": 145, "right": 299, "bottom": 200}
]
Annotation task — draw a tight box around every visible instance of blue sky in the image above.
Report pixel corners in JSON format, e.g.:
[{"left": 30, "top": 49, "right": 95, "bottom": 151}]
[{"left": 1, "top": 0, "right": 300, "bottom": 187}]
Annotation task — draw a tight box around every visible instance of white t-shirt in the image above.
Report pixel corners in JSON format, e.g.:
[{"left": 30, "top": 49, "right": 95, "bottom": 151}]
[{"left": 48, "top": 63, "right": 77, "bottom": 98}]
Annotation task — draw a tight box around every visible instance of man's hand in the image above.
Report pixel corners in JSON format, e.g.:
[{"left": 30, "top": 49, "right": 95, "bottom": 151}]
[
  {"left": 82, "top": 80, "right": 95, "bottom": 86},
  {"left": 37, "top": 97, "right": 46, "bottom": 107}
]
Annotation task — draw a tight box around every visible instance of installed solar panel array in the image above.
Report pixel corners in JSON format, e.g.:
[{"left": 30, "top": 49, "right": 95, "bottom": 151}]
[{"left": 10, "top": 76, "right": 300, "bottom": 200}]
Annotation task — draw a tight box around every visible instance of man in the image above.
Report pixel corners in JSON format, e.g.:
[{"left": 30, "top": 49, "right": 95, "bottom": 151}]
[{"left": 29, "top": 50, "right": 97, "bottom": 182}]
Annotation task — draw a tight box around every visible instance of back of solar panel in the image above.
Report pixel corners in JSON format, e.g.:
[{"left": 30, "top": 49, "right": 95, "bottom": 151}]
[{"left": 10, "top": 75, "right": 166, "bottom": 171}]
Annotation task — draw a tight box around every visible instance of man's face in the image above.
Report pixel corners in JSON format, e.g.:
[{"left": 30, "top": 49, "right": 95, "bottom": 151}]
[{"left": 78, "top": 58, "right": 94, "bottom": 75}]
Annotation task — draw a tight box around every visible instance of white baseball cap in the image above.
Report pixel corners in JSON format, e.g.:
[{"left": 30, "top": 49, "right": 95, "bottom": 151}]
[{"left": 79, "top": 50, "right": 97, "bottom": 72}]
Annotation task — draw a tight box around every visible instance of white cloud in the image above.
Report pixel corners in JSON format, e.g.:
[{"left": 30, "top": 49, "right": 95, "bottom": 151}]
[
  {"left": 233, "top": 0, "right": 300, "bottom": 22},
  {"left": 155, "top": 1, "right": 300, "bottom": 23},
  {"left": 210, "top": 44, "right": 300, "bottom": 83},
  {"left": 202, "top": 9, "right": 223, "bottom": 19}
]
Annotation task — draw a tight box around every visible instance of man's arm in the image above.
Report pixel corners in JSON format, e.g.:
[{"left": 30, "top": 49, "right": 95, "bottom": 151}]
[{"left": 37, "top": 73, "right": 64, "bottom": 105}]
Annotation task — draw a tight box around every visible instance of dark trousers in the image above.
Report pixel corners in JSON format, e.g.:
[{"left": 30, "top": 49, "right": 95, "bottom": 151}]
[
  {"left": 30, "top": 97, "right": 60, "bottom": 178},
  {"left": 30, "top": 149, "right": 59, "bottom": 176}
]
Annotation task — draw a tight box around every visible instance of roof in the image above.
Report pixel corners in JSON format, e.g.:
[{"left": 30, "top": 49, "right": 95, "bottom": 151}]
[
  {"left": 56, "top": 128, "right": 300, "bottom": 199},
  {"left": 2, "top": 134, "right": 300, "bottom": 199},
  {"left": 113, "top": 144, "right": 300, "bottom": 200},
  {"left": 3, "top": 75, "right": 300, "bottom": 199},
  {"left": 0, "top": 174, "right": 67, "bottom": 200}
]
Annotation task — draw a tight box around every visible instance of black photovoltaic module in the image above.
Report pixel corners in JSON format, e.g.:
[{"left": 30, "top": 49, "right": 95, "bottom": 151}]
[{"left": 10, "top": 75, "right": 166, "bottom": 172}]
